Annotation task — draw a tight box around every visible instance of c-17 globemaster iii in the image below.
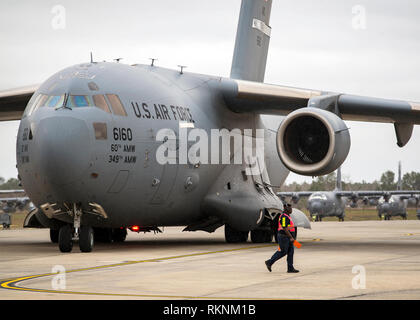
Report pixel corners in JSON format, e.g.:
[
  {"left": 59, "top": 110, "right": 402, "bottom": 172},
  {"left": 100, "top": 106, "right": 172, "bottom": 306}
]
[
  {"left": 0, "top": 190, "right": 31, "bottom": 229},
  {"left": 278, "top": 166, "right": 420, "bottom": 221},
  {"left": 375, "top": 162, "right": 420, "bottom": 220},
  {"left": 1, "top": 0, "right": 420, "bottom": 252}
]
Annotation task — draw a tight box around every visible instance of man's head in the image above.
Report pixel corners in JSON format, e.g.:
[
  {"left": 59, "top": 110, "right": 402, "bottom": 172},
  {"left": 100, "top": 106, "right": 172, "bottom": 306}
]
[{"left": 283, "top": 203, "right": 292, "bottom": 214}]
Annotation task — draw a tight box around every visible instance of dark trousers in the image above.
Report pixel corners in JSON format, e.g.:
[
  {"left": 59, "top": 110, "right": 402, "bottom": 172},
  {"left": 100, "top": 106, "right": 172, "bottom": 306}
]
[{"left": 267, "top": 233, "right": 294, "bottom": 270}]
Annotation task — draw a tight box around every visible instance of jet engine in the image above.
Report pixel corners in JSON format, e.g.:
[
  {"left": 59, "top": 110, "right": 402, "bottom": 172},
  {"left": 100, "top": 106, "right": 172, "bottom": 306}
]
[
  {"left": 276, "top": 107, "right": 350, "bottom": 176},
  {"left": 291, "top": 193, "right": 300, "bottom": 204}
]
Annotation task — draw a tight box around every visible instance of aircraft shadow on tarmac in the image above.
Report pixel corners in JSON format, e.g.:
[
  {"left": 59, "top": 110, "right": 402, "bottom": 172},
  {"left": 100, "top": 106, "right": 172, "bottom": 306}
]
[{"left": 3, "top": 236, "right": 420, "bottom": 255}]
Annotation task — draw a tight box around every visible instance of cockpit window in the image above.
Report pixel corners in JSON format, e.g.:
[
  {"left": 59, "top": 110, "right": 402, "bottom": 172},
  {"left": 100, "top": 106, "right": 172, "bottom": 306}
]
[
  {"left": 93, "top": 95, "right": 111, "bottom": 113},
  {"left": 309, "top": 193, "right": 327, "bottom": 201},
  {"left": 24, "top": 93, "right": 40, "bottom": 116},
  {"left": 106, "top": 94, "right": 127, "bottom": 116},
  {"left": 45, "top": 95, "right": 64, "bottom": 108},
  {"left": 68, "top": 95, "right": 93, "bottom": 108},
  {"left": 31, "top": 94, "right": 49, "bottom": 113}
]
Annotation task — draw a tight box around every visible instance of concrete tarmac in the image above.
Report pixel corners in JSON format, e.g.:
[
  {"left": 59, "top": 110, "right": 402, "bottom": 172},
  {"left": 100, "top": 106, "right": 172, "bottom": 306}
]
[{"left": 1, "top": 220, "right": 420, "bottom": 300}]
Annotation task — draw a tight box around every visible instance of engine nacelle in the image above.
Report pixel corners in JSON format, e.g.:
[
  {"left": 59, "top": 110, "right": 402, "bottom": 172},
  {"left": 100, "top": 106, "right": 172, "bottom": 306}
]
[
  {"left": 277, "top": 107, "right": 351, "bottom": 176},
  {"left": 291, "top": 193, "right": 300, "bottom": 204}
]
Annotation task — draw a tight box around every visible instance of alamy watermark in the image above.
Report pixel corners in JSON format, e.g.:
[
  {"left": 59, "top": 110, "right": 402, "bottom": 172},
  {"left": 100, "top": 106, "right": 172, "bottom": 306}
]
[
  {"left": 156, "top": 128, "right": 265, "bottom": 175},
  {"left": 352, "top": 5, "right": 367, "bottom": 30},
  {"left": 51, "top": 5, "right": 66, "bottom": 30},
  {"left": 351, "top": 265, "right": 366, "bottom": 289},
  {"left": 51, "top": 265, "right": 66, "bottom": 290}
]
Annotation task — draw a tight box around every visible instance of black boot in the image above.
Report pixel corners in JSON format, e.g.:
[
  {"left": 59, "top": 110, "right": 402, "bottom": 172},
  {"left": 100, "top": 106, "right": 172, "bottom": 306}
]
[
  {"left": 287, "top": 268, "right": 299, "bottom": 273},
  {"left": 265, "top": 260, "right": 272, "bottom": 272}
]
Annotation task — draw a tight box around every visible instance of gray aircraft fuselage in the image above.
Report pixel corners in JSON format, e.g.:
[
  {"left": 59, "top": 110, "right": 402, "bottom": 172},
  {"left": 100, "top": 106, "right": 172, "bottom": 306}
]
[
  {"left": 16, "top": 62, "right": 288, "bottom": 230},
  {"left": 307, "top": 191, "right": 346, "bottom": 221},
  {"left": 377, "top": 195, "right": 408, "bottom": 220}
]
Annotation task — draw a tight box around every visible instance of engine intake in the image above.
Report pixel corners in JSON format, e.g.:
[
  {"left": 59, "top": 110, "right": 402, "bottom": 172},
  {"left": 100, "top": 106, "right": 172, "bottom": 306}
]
[{"left": 277, "top": 107, "right": 350, "bottom": 176}]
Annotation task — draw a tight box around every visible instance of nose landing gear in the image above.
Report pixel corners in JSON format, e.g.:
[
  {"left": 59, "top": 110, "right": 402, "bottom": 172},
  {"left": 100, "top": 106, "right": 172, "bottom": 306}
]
[{"left": 58, "top": 204, "right": 94, "bottom": 253}]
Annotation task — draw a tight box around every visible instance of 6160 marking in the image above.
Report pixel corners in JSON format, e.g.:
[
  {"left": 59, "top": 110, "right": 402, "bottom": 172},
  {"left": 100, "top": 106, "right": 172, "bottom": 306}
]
[{"left": 113, "top": 128, "right": 132, "bottom": 141}]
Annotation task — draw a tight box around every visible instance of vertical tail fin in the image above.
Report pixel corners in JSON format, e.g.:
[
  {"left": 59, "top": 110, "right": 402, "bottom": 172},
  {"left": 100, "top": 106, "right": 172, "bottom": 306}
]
[
  {"left": 336, "top": 167, "right": 342, "bottom": 191},
  {"left": 397, "top": 161, "right": 402, "bottom": 190},
  {"left": 230, "top": 0, "right": 273, "bottom": 83}
]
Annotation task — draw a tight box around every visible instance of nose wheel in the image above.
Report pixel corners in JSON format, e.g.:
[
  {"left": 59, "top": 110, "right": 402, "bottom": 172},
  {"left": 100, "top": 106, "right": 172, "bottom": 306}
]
[
  {"left": 58, "top": 225, "right": 73, "bottom": 253},
  {"left": 58, "top": 204, "right": 95, "bottom": 253},
  {"left": 79, "top": 226, "right": 94, "bottom": 252},
  {"left": 58, "top": 224, "right": 95, "bottom": 253}
]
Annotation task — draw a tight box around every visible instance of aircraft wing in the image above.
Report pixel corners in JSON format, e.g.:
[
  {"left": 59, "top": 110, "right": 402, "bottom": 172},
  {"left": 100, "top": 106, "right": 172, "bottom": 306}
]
[
  {"left": 0, "top": 85, "right": 38, "bottom": 121},
  {"left": 220, "top": 79, "right": 420, "bottom": 146},
  {"left": 0, "top": 197, "right": 29, "bottom": 202},
  {"left": 387, "top": 190, "right": 420, "bottom": 196},
  {"left": 0, "top": 190, "right": 26, "bottom": 194},
  {"left": 277, "top": 192, "right": 313, "bottom": 198},
  {"left": 221, "top": 79, "right": 420, "bottom": 123},
  {"left": 277, "top": 191, "right": 314, "bottom": 204},
  {"left": 335, "top": 191, "right": 385, "bottom": 198}
]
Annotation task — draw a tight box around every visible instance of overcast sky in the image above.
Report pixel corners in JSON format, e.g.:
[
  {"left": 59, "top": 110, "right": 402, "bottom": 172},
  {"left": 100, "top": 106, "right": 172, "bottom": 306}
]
[{"left": 1, "top": 0, "right": 419, "bottom": 185}]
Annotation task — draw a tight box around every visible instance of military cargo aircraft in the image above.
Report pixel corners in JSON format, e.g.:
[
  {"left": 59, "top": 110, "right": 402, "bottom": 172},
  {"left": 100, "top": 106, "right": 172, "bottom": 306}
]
[
  {"left": 1, "top": 0, "right": 420, "bottom": 252},
  {"left": 0, "top": 190, "right": 30, "bottom": 229},
  {"left": 278, "top": 168, "right": 385, "bottom": 221},
  {"left": 279, "top": 163, "right": 420, "bottom": 221},
  {"left": 375, "top": 163, "right": 420, "bottom": 220}
]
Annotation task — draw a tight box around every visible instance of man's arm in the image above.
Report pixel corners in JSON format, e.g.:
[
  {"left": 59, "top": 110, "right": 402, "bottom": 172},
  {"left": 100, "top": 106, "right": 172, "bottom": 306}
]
[{"left": 283, "top": 227, "right": 295, "bottom": 242}]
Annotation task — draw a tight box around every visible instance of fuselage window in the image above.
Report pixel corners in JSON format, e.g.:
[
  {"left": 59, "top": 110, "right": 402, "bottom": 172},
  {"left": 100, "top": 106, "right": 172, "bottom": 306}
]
[
  {"left": 106, "top": 94, "right": 127, "bottom": 116},
  {"left": 68, "top": 95, "right": 93, "bottom": 108},
  {"left": 93, "top": 95, "right": 111, "bottom": 113}
]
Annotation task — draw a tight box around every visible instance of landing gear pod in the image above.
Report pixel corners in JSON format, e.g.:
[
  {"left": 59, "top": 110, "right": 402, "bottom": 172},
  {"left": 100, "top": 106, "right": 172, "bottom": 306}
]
[{"left": 277, "top": 107, "right": 350, "bottom": 176}]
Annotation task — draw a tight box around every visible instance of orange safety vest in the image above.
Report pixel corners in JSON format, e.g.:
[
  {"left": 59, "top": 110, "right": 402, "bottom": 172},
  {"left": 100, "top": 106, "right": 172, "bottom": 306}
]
[{"left": 278, "top": 213, "right": 295, "bottom": 232}]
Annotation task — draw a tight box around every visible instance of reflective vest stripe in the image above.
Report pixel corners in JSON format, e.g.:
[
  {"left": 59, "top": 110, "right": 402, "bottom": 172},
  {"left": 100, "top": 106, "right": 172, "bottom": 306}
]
[{"left": 278, "top": 213, "right": 295, "bottom": 232}]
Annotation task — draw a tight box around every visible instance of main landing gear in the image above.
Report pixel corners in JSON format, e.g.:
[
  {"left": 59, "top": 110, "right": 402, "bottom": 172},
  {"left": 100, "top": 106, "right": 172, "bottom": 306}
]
[{"left": 224, "top": 224, "right": 273, "bottom": 244}]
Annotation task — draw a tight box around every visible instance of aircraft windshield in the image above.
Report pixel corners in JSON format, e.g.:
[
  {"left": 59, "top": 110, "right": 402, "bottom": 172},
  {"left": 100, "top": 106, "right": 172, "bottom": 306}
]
[
  {"left": 309, "top": 193, "right": 327, "bottom": 201},
  {"left": 26, "top": 93, "right": 126, "bottom": 115},
  {"left": 45, "top": 95, "right": 64, "bottom": 108},
  {"left": 67, "top": 95, "right": 93, "bottom": 108}
]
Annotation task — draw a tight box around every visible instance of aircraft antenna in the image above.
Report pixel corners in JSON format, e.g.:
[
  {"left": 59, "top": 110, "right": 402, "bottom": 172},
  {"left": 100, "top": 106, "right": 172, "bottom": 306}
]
[
  {"left": 336, "top": 167, "right": 342, "bottom": 191},
  {"left": 397, "top": 161, "right": 402, "bottom": 190},
  {"left": 178, "top": 65, "right": 187, "bottom": 74},
  {"left": 149, "top": 58, "right": 157, "bottom": 67}
]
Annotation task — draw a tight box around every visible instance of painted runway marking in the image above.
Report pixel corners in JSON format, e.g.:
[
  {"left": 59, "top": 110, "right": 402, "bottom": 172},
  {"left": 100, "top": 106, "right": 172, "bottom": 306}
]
[{"left": 1, "top": 244, "right": 277, "bottom": 299}]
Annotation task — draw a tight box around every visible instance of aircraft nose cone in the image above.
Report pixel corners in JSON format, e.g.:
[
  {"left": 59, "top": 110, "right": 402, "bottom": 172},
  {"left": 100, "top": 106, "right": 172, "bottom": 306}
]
[
  {"left": 309, "top": 201, "right": 322, "bottom": 214},
  {"left": 381, "top": 203, "right": 390, "bottom": 213},
  {"left": 33, "top": 116, "right": 92, "bottom": 186}
]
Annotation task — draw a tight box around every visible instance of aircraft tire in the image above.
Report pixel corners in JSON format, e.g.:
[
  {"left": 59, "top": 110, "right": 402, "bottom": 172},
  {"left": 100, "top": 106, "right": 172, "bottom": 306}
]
[
  {"left": 50, "top": 229, "right": 59, "bottom": 243},
  {"left": 251, "top": 230, "right": 272, "bottom": 243},
  {"left": 79, "top": 226, "right": 94, "bottom": 252},
  {"left": 113, "top": 228, "right": 127, "bottom": 242},
  {"left": 58, "top": 225, "right": 73, "bottom": 253},
  {"left": 224, "top": 225, "right": 248, "bottom": 243}
]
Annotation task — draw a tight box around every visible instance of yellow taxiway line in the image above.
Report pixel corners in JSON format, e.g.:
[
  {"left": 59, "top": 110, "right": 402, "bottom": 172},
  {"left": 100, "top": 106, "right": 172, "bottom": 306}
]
[{"left": 1, "top": 244, "right": 277, "bottom": 299}]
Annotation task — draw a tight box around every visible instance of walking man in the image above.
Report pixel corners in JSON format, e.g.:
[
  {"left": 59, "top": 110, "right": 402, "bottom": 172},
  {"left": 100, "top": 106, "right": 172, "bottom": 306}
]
[{"left": 265, "top": 203, "right": 300, "bottom": 273}]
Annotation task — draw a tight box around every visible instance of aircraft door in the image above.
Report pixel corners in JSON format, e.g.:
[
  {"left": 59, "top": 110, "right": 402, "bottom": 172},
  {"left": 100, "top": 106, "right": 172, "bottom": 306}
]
[{"left": 149, "top": 129, "right": 178, "bottom": 205}]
